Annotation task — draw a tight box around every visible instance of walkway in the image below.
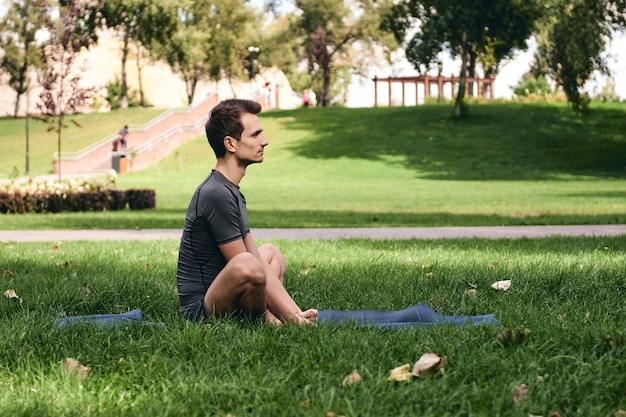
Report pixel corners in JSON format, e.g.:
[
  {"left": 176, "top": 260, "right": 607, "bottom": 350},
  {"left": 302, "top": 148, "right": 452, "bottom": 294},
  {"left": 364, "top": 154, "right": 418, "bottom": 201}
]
[{"left": 1, "top": 225, "right": 625, "bottom": 242}]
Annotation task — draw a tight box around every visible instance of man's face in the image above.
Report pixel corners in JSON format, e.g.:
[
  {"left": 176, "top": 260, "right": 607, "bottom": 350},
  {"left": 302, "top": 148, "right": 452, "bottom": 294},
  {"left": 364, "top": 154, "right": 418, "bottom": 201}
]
[{"left": 233, "top": 112, "right": 268, "bottom": 166}]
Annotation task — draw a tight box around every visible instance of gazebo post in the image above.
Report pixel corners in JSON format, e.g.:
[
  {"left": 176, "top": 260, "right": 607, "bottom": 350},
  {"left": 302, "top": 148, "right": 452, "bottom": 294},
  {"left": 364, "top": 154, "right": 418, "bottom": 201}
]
[{"left": 374, "top": 76, "right": 378, "bottom": 107}]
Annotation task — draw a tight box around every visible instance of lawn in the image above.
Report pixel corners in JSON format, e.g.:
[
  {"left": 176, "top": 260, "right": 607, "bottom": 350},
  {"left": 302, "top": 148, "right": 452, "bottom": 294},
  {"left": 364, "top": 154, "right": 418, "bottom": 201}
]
[
  {"left": 1, "top": 102, "right": 625, "bottom": 416},
  {"left": 1, "top": 101, "right": 625, "bottom": 229},
  {"left": 1, "top": 236, "right": 624, "bottom": 416}
]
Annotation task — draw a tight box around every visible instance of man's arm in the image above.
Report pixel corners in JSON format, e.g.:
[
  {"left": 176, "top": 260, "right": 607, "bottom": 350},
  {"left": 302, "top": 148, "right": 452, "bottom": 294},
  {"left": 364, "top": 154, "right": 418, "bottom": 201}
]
[{"left": 218, "top": 234, "right": 311, "bottom": 324}]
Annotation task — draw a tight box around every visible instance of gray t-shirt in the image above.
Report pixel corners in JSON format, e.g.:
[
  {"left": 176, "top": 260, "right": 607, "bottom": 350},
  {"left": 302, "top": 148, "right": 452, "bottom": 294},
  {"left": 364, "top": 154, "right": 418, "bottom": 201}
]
[{"left": 176, "top": 170, "right": 250, "bottom": 311}]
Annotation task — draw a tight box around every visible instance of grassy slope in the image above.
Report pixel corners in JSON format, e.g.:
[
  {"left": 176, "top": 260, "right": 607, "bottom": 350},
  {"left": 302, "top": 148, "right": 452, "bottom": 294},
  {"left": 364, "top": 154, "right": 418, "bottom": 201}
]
[
  {"left": 0, "top": 107, "right": 167, "bottom": 177},
  {"left": 1, "top": 101, "right": 625, "bottom": 229}
]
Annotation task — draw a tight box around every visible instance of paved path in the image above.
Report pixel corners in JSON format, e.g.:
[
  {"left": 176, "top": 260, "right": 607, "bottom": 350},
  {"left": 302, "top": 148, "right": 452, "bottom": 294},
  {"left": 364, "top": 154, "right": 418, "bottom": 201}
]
[{"left": 1, "top": 225, "right": 625, "bottom": 242}]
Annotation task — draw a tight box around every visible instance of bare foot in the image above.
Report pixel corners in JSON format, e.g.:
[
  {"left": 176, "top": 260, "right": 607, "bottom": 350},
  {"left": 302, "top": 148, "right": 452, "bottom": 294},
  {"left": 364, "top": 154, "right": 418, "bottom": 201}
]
[
  {"left": 264, "top": 310, "right": 283, "bottom": 327},
  {"left": 299, "top": 308, "right": 318, "bottom": 325}
]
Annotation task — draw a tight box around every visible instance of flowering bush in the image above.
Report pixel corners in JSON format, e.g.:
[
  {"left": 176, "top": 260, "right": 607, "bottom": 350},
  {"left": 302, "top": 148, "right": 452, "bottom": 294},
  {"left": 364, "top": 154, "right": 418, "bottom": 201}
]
[{"left": 0, "top": 170, "right": 155, "bottom": 214}]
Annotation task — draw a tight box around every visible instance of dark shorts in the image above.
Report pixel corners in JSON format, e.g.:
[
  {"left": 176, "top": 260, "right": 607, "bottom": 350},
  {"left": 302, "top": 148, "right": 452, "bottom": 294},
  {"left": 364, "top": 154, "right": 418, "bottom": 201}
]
[{"left": 179, "top": 298, "right": 208, "bottom": 321}]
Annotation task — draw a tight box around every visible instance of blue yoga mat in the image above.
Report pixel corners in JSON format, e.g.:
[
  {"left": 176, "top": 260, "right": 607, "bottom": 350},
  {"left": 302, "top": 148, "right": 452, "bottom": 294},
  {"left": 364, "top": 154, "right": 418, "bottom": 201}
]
[
  {"left": 54, "top": 309, "right": 165, "bottom": 329},
  {"left": 53, "top": 305, "right": 499, "bottom": 330},
  {"left": 317, "top": 303, "right": 499, "bottom": 329}
]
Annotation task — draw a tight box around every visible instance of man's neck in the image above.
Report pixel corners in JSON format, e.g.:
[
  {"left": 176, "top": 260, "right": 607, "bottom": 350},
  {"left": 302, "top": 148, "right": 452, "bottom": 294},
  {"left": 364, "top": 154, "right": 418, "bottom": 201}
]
[{"left": 214, "top": 159, "right": 246, "bottom": 185}]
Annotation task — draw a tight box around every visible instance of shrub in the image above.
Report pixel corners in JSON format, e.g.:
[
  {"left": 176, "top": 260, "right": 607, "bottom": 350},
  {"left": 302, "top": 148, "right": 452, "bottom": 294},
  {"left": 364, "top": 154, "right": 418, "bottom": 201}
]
[
  {"left": 0, "top": 171, "right": 156, "bottom": 214},
  {"left": 124, "top": 188, "right": 156, "bottom": 210},
  {"left": 513, "top": 75, "right": 553, "bottom": 97},
  {"left": 104, "top": 77, "right": 143, "bottom": 110}
]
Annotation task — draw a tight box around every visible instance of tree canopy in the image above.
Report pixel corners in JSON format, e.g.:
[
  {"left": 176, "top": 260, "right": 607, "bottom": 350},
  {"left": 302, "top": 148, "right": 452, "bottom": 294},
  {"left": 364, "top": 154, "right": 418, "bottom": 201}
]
[
  {"left": 160, "top": 0, "right": 259, "bottom": 105},
  {"left": 0, "top": 0, "right": 46, "bottom": 117},
  {"left": 37, "top": 0, "right": 99, "bottom": 181},
  {"left": 398, "top": 0, "right": 540, "bottom": 116},
  {"left": 530, "top": 0, "right": 626, "bottom": 113},
  {"left": 291, "top": 0, "right": 399, "bottom": 106},
  {"left": 1, "top": 0, "right": 625, "bottom": 115},
  {"left": 98, "top": 0, "right": 179, "bottom": 108}
]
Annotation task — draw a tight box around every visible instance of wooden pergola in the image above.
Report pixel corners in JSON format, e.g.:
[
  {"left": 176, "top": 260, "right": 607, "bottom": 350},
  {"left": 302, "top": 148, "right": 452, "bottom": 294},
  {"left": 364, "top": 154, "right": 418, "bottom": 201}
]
[{"left": 372, "top": 74, "right": 495, "bottom": 107}]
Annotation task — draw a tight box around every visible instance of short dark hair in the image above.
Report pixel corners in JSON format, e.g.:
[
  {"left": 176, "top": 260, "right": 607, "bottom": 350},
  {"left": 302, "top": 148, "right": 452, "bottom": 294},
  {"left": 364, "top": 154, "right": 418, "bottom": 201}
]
[{"left": 205, "top": 99, "right": 262, "bottom": 158}]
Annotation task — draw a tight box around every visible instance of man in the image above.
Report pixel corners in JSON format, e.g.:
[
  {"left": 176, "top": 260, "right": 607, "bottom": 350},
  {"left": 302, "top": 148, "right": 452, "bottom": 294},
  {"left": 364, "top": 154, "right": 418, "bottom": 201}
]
[
  {"left": 118, "top": 125, "right": 129, "bottom": 151},
  {"left": 176, "top": 99, "right": 317, "bottom": 326}
]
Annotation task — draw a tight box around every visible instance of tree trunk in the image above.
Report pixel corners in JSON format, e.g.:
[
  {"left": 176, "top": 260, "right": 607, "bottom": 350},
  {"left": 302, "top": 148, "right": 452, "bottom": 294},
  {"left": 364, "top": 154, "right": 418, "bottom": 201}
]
[
  {"left": 228, "top": 74, "right": 237, "bottom": 98},
  {"left": 14, "top": 95, "right": 21, "bottom": 118},
  {"left": 321, "top": 54, "right": 331, "bottom": 107},
  {"left": 120, "top": 30, "right": 130, "bottom": 109},
  {"left": 135, "top": 43, "right": 145, "bottom": 107},
  {"left": 468, "top": 50, "right": 477, "bottom": 97},
  {"left": 57, "top": 117, "right": 62, "bottom": 182},
  {"left": 183, "top": 70, "right": 199, "bottom": 106},
  {"left": 454, "top": 46, "right": 468, "bottom": 117}
]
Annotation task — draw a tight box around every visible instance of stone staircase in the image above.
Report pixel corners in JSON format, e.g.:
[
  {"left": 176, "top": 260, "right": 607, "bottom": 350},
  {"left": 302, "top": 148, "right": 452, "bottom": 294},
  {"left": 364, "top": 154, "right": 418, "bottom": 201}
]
[{"left": 52, "top": 93, "right": 219, "bottom": 176}]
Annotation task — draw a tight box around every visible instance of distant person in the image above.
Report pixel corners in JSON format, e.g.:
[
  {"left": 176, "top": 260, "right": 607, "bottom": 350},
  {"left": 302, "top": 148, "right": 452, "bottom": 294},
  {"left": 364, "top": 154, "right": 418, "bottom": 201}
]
[
  {"left": 265, "top": 82, "right": 273, "bottom": 108},
  {"left": 302, "top": 89, "right": 310, "bottom": 107},
  {"left": 308, "top": 89, "right": 317, "bottom": 107},
  {"left": 118, "top": 125, "right": 129, "bottom": 151},
  {"left": 176, "top": 99, "right": 317, "bottom": 326}
]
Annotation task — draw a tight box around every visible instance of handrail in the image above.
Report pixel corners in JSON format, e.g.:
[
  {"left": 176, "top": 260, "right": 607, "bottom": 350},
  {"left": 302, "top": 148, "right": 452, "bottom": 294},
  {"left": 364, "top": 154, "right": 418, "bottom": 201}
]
[
  {"left": 132, "top": 117, "right": 206, "bottom": 154},
  {"left": 54, "top": 93, "right": 216, "bottom": 161}
]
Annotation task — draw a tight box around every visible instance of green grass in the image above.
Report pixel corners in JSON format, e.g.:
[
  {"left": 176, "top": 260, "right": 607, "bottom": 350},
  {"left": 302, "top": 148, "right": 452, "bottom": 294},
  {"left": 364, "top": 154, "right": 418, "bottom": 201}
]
[
  {"left": 1, "top": 101, "right": 625, "bottom": 229},
  {"left": 1, "top": 236, "right": 624, "bottom": 416},
  {"left": 0, "top": 107, "right": 167, "bottom": 178}
]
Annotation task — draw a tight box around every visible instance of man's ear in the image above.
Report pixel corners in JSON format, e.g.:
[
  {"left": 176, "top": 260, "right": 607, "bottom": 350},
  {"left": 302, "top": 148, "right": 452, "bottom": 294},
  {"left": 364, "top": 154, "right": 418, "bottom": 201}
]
[{"left": 223, "top": 135, "right": 237, "bottom": 152}]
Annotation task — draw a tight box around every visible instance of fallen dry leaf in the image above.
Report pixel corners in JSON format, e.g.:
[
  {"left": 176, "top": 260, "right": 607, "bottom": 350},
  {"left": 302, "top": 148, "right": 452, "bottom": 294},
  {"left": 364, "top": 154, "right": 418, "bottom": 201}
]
[
  {"left": 550, "top": 412, "right": 562, "bottom": 417},
  {"left": 412, "top": 352, "right": 447, "bottom": 377},
  {"left": 614, "top": 410, "right": 626, "bottom": 417},
  {"left": 299, "top": 263, "right": 316, "bottom": 276},
  {"left": 342, "top": 369, "right": 362, "bottom": 386},
  {"left": 2, "top": 268, "right": 14, "bottom": 278},
  {"left": 64, "top": 358, "right": 90, "bottom": 380},
  {"left": 143, "top": 263, "right": 150, "bottom": 269},
  {"left": 496, "top": 327, "right": 531, "bottom": 347},
  {"left": 491, "top": 280, "right": 511, "bottom": 291},
  {"left": 513, "top": 383, "right": 528, "bottom": 404},
  {"left": 3, "top": 289, "right": 22, "bottom": 304},
  {"left": 387, "top": 364, "right": 412, "bottom": 382},
  {"left": 604, "top": 335, "right": 626, "bottom": 350}
]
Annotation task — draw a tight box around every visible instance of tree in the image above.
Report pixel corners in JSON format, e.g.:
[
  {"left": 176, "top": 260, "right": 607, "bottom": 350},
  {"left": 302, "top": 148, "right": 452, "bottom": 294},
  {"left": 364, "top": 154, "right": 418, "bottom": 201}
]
[
  {"left": 38, "top": 0, "right": 98, "bottom": 181},
  {"left": 292, "top": 0, "right": 399, "bottom": 107},
  {"left": 254, "top": 14, "right": 301, "bottom": 85},
  {"left": 0, "top": 0, "right": 46, "bottom": 118},
  {"left": 528, "top": 0, "right": 626, "bottom": 113},
  {"left": 549, "top": 0, "right": 609, "bottom": 113},
  {"left": 98, "top": 0, "right": 178, "bottom": 109},
  {"left": 162, "top": 0, "right": 258, "bottom": 105},
  {"left": 399, "top": 0, "right": 540, "bottom": 116}
]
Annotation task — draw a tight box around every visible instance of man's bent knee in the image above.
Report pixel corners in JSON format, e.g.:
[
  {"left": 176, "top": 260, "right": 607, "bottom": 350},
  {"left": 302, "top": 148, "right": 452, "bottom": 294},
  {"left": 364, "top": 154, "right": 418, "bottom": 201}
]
[{"left": 230, "top": 252, "right": 265, "bottom": 286}]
